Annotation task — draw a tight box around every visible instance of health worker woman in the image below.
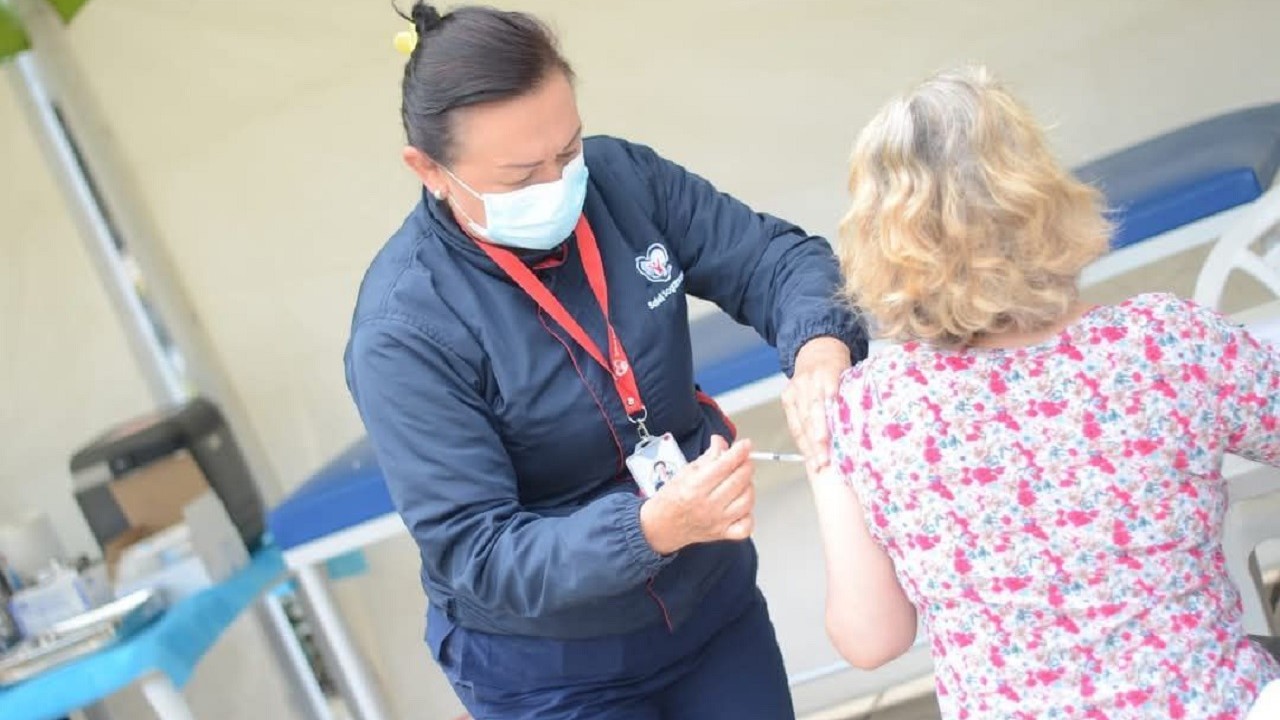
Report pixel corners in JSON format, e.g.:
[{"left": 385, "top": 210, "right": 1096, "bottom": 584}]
[{"left": 345, "top": 4, "right": 866, "bottom": 717}]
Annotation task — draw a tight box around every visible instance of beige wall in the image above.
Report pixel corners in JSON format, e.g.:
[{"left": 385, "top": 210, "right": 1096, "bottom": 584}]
[{"left": 4, "top": 0, "right": 1279, "bottom": 717}]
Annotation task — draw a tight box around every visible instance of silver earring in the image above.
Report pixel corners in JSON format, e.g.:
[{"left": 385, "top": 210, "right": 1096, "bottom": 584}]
[{"left": 432, "top": 189, "right": 445, "bottom": 201}]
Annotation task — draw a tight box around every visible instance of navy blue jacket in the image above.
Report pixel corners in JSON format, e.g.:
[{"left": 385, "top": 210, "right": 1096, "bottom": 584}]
[{"left": 345, "top": 136, "right": 865, "bottom": 639}]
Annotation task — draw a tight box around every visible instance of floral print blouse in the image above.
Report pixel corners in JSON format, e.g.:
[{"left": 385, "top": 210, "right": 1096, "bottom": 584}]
[{"left": 829, "top": 294, "right": 1280, "bottom": 719}]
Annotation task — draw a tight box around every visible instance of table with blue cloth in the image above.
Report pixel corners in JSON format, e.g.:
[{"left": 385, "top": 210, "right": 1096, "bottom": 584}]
[{"left": 0, "top": 547, "right": 285, "bottom": 720}]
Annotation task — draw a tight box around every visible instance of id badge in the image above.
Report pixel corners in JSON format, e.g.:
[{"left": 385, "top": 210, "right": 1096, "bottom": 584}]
[{"left": 626, "top": 432, "right": 688, "bottom": 498}]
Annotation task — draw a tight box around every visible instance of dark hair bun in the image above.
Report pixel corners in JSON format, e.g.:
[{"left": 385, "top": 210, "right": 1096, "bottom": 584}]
[
  {"left": 410, "top": 2, "right": 445, "bottom": 35},
  {"left": 398, "top": 4, "right": 574, "bottom": 164}
]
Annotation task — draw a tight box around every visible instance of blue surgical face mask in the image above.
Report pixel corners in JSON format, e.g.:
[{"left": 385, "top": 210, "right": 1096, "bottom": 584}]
[{"left": 443, "top": 153, "right": 589, "bottom": 251}]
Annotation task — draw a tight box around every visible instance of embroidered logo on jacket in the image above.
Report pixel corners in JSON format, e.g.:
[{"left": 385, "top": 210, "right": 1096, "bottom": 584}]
[{"left": 635, "top": 243, "right": 673, "bottom": 283}]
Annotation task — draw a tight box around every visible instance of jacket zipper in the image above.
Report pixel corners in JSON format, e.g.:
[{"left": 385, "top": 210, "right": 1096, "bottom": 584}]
[{"left": 646, "top": 578, "right": 674, "bottom": 633}]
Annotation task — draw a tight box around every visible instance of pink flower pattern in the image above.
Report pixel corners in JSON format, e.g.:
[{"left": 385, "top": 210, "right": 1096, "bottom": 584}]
[{"left": 829, "top": 294, "right": 1280, "bottom": 719}]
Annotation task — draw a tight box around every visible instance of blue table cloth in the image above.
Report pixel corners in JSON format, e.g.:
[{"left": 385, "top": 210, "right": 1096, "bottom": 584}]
[{"left": 0, "top": 547, "right": 285, "bottom": 720}]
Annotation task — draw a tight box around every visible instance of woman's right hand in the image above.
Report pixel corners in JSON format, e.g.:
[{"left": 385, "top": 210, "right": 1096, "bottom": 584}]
[{"left": 639, "top": 436, "right": 756, "bottom": 555}]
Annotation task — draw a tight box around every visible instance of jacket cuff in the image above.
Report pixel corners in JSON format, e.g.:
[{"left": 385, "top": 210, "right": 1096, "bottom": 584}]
[
  {"left": 780, "top": 312, "right": 869, "bottom": 376},
  {"left": 618, "top": 495, "right": 675, "bottom": 577}
]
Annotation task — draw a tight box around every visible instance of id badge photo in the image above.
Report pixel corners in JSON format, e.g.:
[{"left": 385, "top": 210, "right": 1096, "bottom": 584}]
[{"left": 625, "top": 432, "right": 688, "bottom": 498}]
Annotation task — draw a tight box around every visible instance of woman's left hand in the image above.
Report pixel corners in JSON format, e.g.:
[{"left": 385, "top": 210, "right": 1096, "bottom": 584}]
[{"left": 782, "top": 337, "right": 852, "bottom": 474}]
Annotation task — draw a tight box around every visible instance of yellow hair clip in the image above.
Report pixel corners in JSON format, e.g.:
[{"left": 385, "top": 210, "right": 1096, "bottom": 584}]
[{"left": 393, "top": 27, "right": 417, "bottom": 55}]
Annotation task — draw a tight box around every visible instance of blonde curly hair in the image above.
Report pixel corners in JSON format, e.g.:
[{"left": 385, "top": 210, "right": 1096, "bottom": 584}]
[{"left": 838, "top": 66, "right": 1111, "bottom": 347}]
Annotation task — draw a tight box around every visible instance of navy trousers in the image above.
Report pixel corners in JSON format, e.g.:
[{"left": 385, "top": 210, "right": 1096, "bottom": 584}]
[{"left": 427, "top": 573, "right": 795, "bottom": 719}]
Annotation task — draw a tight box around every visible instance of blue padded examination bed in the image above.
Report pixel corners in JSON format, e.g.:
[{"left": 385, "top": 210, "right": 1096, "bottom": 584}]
[
  {"left": 270, "top": 102, "right": 1280, "bottom": 558},
  {"left": 1076, "top": 102, "right": 1280, "bottom": 250}
]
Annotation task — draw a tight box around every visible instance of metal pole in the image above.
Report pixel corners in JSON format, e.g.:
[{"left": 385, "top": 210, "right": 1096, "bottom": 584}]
[
  {"left": 5, "top": 0, "right": 282, "bottom": 501},
  {"left": 7, "top": 51, "right": 187, "bottom": 404},
  {"left": 295, "top": 564, "right": 391, "bottom": 720}
]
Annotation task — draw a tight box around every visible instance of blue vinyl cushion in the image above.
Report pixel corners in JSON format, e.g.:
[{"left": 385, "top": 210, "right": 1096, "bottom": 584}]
[
  {"left": 268, "top": 439, "right": 390, "bottom": 550},
  {"left": 1075, "top": 102, "right": 1280, "bottom": 249}
]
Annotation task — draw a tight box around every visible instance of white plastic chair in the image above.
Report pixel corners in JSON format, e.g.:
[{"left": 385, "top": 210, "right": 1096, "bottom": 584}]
[
  {"left": 1081, "top": 201, "right": 1260, "bottom": 288},
  {"left": 1194, "top": 184, "right": 1280, "bottom": 309},
  {"left": 1193, "top": 184, "right": 1280, "bottom": 636}
]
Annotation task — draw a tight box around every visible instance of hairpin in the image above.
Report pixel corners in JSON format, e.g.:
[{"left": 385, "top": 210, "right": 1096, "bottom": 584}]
[{"left": 393, "top": 27, "right": 417, "bottom": 55}]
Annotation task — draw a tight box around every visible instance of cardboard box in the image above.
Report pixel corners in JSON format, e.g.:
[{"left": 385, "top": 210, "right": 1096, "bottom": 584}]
[{"left": 85, "top": 450, "right": 209, "bottom": 579}]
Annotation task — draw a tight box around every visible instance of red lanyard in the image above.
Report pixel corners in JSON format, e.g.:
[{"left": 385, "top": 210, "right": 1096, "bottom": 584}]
[{"left": 476, "top": 216, "right": 650, "bottom": 437}]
